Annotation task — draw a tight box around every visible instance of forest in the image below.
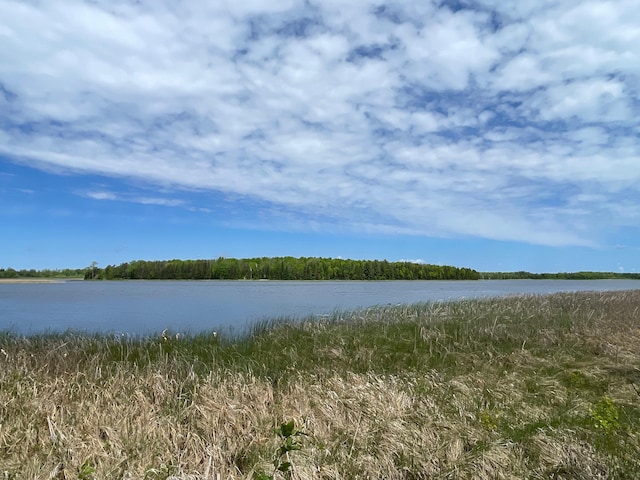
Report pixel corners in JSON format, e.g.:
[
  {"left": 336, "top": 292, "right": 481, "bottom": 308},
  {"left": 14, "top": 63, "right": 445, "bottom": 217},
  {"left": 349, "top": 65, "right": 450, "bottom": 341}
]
[
  {"left": 0, "top": 267, "right": 85, "bottom": 279},
  {"left": 3, "top": 260, "right": 637, "bottom": 282},
  {"left": 84, "top": 257, "right": 481, "bottom": 281},
  {"left": 481, "top": 271, "right": 640, "bottom": 280}
]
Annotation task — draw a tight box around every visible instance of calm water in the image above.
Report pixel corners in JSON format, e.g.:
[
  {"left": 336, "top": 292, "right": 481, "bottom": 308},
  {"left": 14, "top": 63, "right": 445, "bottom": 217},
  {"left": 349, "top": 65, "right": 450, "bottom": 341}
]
[{"left": 1, "top": 279, "right": 639, "bottom": 336}]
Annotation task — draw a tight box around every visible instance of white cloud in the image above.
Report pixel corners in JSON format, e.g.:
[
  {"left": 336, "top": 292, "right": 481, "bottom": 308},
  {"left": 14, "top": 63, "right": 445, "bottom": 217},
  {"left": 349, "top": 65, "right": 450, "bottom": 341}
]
[
  {"left": 82, "top": 190, "right": 184, "bottom": 207},
  {"left": 0, "top": 0, "right": 638, "bottom": 247},
  {"left": 492, "top": 54, "right": 553, "bottom": 92},
  {"left": 85, "top": 191, "right": 118, "bottom": 201},
  {"left": 399, "top": 259, "right": 426, "bottom": 264},
  {"left": 533, "top": 78, "right": 630, "bottom": 122}
]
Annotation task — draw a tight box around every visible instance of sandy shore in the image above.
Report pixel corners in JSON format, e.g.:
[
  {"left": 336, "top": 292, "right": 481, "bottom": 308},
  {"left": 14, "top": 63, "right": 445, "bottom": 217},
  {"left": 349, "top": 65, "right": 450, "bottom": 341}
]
[{"left": 0, "top": 278, "right": 69, "bottom": 284}]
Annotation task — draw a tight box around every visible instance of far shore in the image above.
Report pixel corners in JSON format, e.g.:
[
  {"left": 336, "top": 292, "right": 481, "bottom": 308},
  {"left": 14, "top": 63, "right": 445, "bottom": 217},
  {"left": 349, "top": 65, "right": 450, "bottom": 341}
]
[{"left": 0, "top": 278, "right": 71, "bottom": 284}]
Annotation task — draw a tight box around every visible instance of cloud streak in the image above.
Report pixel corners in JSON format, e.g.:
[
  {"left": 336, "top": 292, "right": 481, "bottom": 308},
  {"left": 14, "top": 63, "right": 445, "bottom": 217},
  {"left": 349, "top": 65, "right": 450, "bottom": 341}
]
[
  {"left": 82, "top": 190, "right": 185, "bottom": 207},
  {"left": 1, "top": 0, "right": 639, "bottom": 247}
]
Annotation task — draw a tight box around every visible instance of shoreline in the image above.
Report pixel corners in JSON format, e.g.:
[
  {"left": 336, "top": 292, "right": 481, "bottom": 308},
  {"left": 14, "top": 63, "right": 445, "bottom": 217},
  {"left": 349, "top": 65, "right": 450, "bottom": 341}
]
[
  {"left": 0, "top": 278, "right": 69, "bottom": 284},
  {"left": 1, "top": 290, "right": 638, "bottom": 478}
]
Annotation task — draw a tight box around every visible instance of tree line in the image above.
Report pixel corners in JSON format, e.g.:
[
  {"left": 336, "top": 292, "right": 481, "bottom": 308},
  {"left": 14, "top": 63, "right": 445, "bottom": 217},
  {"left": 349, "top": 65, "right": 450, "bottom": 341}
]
[
  {"left": 0, "top": 268, "right": 85, "bottom": 279},
  {"left": 84, "top": 257, "right": 481, "bottom": 281},
  {"left": 481, "top": 271, "right": 640, "bottom": 280},
  {"left": 4, "top": 262, "right": 634, "bottom": 282}
]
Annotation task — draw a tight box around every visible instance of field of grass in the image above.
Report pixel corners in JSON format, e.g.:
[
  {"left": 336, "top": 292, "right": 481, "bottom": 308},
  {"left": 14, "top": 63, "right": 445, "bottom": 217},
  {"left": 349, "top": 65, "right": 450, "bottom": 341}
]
[{"left": 1, "top": 290, "right": 639, "bottom": 479}]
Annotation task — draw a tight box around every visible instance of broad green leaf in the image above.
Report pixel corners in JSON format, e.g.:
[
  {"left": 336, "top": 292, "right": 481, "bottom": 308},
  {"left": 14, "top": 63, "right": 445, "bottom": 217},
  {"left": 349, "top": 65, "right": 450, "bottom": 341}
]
[{"left": 280, "top": 420, "right": 296, "bottom": 437}]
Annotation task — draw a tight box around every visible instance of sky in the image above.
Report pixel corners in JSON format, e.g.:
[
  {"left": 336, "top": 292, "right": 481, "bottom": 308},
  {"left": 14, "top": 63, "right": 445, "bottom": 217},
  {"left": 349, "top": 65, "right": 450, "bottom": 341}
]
[{"left": 0, "top": 0, "right": 639, "bottom": 273}]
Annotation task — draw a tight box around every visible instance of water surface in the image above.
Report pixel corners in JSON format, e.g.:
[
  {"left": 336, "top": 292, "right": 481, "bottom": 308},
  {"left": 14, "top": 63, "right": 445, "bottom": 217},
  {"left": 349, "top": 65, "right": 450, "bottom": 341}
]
[{"left": 1, "top": 279, "right": 638, "bottom": 336}]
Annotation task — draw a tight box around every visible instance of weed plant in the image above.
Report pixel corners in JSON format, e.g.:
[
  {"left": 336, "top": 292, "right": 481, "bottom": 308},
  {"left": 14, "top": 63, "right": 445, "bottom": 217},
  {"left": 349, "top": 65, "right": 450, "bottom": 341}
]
[{"left": 1, "top": 291, "right": 639, "bottom": 478}]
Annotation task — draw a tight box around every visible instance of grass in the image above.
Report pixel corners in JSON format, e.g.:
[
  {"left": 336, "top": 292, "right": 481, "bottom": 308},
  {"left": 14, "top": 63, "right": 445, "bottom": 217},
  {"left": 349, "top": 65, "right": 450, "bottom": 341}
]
[{"left": 1, "top": 290, "right": 639, "bottom": 479}]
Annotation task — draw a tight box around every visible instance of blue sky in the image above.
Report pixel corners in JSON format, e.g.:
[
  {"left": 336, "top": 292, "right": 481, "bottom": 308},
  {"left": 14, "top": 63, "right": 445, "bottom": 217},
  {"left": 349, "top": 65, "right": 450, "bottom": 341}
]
[{"left": 1, "top": 0, "right": 639, "bottom": 273}]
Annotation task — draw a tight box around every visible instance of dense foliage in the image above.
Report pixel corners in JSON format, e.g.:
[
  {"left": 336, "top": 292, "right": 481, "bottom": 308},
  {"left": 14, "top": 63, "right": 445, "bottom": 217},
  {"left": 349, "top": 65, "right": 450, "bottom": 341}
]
[
  {"left": 482, "top": 270, "right": 640, "bottom": 280},
  {"left": 85, "top": 257, "right": 481, "bottom": 281},
  {"left": 0, "top": 267, "right": 85, "bottom": 279},
  {"left": 3, "top": 262, "right": 637, "bottom": 282}
]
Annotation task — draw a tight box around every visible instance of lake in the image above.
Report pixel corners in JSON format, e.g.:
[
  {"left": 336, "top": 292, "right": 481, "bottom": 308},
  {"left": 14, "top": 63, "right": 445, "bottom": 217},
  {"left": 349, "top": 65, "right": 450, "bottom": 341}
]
[{"left": 1, "top": 279, "right": 639, "bottom": 336}]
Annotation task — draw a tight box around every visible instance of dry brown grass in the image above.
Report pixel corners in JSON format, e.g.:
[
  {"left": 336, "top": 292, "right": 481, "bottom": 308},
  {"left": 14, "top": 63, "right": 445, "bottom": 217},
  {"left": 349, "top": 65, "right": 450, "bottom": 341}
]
[{"left": 1, "top": 290, "right": 640, "bottom": 479}]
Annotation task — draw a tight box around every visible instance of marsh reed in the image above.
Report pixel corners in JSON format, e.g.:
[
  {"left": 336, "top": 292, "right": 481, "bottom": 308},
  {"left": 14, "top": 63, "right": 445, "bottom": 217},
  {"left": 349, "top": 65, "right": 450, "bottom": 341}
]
[{"left": 1, "top": 290, "right": 639, "bottom": 478}]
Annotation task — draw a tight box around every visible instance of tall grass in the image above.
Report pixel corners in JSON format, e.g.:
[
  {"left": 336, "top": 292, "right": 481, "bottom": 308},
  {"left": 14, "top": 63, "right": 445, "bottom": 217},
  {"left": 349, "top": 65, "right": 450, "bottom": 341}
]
[{"left": 1, "top": 291, "right": 639, "bottom": 478}]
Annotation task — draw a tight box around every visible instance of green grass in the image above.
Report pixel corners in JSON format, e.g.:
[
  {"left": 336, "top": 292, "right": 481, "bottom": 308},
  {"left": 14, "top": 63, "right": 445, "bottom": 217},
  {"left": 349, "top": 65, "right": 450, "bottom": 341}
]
[{"left": 1, "top": 290, "right": 639, "bottom": 478}]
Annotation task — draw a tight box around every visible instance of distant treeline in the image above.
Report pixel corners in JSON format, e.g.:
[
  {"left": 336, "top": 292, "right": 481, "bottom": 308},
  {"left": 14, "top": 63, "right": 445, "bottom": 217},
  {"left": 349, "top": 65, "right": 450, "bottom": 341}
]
[
  {"left": 4, "top": 262, "right": 636, "bottom": 282},
  {"left": 0, "top": 268, "right": 85, "bottom": 279},
  {"left": 481, "top": 271, "right": 640, "bottom": 280},
  {"left": 85, "top": 257, "right": 481, "bottom": 281}
]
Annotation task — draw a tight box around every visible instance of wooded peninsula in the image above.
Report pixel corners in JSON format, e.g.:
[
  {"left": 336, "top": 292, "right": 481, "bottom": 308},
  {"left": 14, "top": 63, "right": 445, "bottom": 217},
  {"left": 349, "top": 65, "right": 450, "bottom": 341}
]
[
  {"left": 1, "top": 257, "right": 638, "bottom": 281},
  {"left": 84, "top": 257, "right": 480, "bottom": 281}
]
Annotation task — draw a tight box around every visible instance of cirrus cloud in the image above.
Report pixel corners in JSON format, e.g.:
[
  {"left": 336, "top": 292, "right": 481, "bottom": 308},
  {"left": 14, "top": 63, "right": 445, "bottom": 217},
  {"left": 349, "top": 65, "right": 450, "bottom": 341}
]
[{"left": 0, "top": 0, "right": 638, "bottom": 248}]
